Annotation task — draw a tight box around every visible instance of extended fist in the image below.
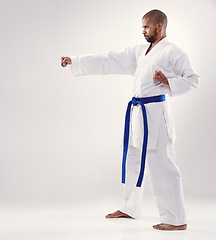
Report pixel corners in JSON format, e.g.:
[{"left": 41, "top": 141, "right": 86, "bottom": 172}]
[
  {"left": 153, "top": 71, "right": 169, "bottom": 85},
  {"left": 61, "top": 56, "right": 72, "bottom": 67}
]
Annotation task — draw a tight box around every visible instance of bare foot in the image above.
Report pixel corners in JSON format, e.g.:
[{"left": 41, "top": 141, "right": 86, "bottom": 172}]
[
  {"left": 153, "top": 223, "right": 187, "bottom": 231},
  {"left": 105, "top": 210, "right": 134, "bottom": 219}
]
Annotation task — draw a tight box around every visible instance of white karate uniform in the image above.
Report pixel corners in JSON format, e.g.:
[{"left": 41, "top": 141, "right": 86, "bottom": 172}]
[{"left": 69, "top": 37, "right": 199, "bottom": 225}]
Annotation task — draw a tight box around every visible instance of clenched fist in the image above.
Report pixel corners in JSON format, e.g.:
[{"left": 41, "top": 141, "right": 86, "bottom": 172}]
[
  {"left": 61, "top": 56, "right": 72, "bottom": 67},
  {"left": 153, "top": 71, "right": 169, "bottom": 85}
]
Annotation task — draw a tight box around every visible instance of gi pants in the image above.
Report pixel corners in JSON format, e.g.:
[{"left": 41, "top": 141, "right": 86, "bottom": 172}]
[{"left": 119, "top": 114, "right": 187, "bottom": 225}]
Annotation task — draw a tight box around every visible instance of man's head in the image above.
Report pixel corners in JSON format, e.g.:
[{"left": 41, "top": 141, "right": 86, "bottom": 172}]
[{"left": 142, "top": 9, "right": 167, "bottom": 43}]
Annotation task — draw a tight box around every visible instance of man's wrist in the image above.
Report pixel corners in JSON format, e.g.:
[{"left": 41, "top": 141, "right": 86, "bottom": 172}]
[{"left": 165, "top": 78, "right": 169, "bottom": 85}]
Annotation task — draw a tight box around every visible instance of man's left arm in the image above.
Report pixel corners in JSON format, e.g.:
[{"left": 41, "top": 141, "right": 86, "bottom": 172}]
[{"left": 153, "top": 53, "right": 200, "bottom": 96}]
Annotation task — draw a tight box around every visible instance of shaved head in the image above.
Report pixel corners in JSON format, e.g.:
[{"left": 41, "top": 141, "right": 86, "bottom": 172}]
[{"left": 142, "top": 9, "right": 167, "bottom": 29}]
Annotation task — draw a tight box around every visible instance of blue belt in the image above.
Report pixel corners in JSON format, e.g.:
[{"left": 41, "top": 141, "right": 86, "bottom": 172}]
[{"left": 122, "top": 94, "right": 166, "bottom": 187}]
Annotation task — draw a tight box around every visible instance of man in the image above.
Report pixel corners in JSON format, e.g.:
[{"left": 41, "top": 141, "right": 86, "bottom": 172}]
[{"left": 61, "top": 9, "right": 199, "bottom": 231}]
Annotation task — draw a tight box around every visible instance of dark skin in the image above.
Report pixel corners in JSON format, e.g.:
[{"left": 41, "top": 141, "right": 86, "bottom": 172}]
[{"left": 62, "top": 17, "right": 187, "bottom": 231}]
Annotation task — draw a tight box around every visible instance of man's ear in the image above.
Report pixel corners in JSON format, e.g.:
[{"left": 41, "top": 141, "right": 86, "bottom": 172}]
[{"left": 157, "top": 22, "right": 163, "bottom": 31}]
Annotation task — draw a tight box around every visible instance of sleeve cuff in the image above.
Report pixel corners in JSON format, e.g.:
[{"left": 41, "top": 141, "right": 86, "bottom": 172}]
[
  {"left": 167, "top": 77, "right": 178, "bottom": 96},
  {"left": 69, "top": 56, "right": 80, "bottom": 76}
]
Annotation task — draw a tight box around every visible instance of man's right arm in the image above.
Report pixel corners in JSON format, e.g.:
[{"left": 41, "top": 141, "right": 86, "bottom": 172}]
[{"left": 61, "top": 47, "right": 137, "bottom": 76}]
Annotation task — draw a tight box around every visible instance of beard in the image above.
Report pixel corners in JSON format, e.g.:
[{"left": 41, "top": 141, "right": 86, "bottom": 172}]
[{"left": 144, "top": 28, "right": 157, "bottom": 43}]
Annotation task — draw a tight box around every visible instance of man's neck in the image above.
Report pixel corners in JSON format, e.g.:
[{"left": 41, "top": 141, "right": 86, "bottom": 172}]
[
  {"left": 151, "top": 35, "right": 166, "bottom": 48},
  {"left": 145, "top": 34, "right": 167, "bottom": 56}
]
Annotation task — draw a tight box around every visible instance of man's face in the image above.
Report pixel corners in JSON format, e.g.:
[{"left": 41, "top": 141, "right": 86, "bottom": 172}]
[{"left": 142, "top": 17, "right": 158, "bottom": 43}]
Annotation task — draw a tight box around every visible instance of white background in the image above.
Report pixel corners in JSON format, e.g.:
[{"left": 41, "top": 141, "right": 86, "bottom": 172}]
[{"left": 0, "top": 0, "right": 216, "bottom": 207}]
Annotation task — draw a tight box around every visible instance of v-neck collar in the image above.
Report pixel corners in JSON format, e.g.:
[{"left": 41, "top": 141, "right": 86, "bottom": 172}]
[{"left": 145, "top": 37, "right": 168, "bottom": 57}]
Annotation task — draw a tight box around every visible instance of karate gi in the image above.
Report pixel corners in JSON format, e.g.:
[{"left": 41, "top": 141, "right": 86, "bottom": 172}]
[{"left": 69, "top": 37, "right": 199, "bottom": 225}]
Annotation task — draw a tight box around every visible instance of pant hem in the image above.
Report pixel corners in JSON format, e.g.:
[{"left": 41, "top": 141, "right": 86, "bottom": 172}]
[
  {"left": 118, "top": 207, "right": 142, "bottom": 219},
  {"left": 160, "top": 218, "right": 187, "bottom": 226}
]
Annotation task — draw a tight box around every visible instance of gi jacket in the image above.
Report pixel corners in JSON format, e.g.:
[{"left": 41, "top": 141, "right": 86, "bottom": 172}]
[{"left": 70, "top": 37, "right": 200, "bottom": 149}]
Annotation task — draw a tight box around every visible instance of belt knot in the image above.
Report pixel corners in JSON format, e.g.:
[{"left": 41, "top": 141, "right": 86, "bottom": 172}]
[{"left": 132, "top": 97, "right": 137, "bottom": 106}]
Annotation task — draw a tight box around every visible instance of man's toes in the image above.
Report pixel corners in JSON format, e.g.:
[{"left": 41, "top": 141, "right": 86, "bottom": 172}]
[
  {"left": 105, "top": 210, "right": 133, "bottom": 219},
  {"left": 153, "top": 223, "right": 163, "bottom": 229},
  {"left": 105, "top": 211, "right": 118, "bottom": 218},
  {"left": 153, "top": 224, "right": 165, "bottom": 230},
  {"left": 154, "top": 224, "right": 172, "bottom": 230}
]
